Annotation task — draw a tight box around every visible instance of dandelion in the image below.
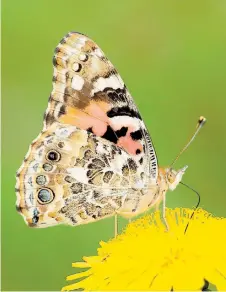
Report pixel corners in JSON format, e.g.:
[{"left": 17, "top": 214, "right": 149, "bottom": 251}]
[{"left": 62, "top": 208, "right": 226, "bottom": 291}]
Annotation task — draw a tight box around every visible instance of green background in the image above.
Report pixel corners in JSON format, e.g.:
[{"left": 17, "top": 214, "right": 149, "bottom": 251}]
[{"left": 2, "top": 0, "right": 226, "bottom": 291}]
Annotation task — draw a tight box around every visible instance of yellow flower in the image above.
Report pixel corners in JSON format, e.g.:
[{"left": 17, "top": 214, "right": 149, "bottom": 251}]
[{"left": 62, "top": 208, "right": 226, "bottom": 291}]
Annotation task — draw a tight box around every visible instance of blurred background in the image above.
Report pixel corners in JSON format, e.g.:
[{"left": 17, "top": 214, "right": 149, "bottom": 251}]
[{"left": 2, "top": 0, "right": 226, "bottom": 290}]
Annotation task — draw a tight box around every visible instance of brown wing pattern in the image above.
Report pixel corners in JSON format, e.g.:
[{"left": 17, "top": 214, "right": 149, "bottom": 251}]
[
  {"left": 16, "top": 32, "right": 158, "bottom": 227},
  {"left": 44, "top": 32, "right": 158, "bottom": 181},
  {"left": 16, "top": 123, "right": 146, "bottom": 227}
]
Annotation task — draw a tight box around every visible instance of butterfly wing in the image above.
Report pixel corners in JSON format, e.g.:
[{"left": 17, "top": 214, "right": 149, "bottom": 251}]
[
  {"left": 44, "top": 32, "right": 158, "bottom": 182},
  {"left": 16, "top": 32, "right": 159, "bottom": 227},
  {"left": 16, "top": 123, "right": 144, "bottom": 227}
]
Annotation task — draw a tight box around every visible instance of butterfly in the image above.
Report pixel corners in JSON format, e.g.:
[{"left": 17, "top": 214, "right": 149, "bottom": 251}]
[{"left": 16, "top": 32, "right": 205, "bottom": 230}]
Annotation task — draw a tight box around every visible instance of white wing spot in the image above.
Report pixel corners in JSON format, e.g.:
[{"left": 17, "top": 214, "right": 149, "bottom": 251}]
[
  {"left": 55, "top": 126, "right": 76, "bottom": 138},
  {"left": 92, "top": 74, "right": 124, "bottom": 94},
  {"left": 67, "top": 167, "right": 88, "bottom": 184},
  {"left": 71, "top": 75, "right": 84, "bottom": 90},
  {"left": 72, "top": 63, "right": 80, "bottom": 72},
  {"left": 79, "top": 54, "right": 87, "bottom": 61},
  {"left": 94, "top": 48, "right": 104, "bottom": 57}
]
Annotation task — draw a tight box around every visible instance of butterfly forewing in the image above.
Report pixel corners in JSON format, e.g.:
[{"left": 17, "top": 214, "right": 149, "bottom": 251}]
[{"left": 45, "top": 32, "right": 157, "bottom": 181}]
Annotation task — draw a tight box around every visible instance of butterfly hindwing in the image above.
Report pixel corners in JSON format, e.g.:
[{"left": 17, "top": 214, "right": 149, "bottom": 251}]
[{"left": 16, "top": 123, "right": 146, "bottom": 227}]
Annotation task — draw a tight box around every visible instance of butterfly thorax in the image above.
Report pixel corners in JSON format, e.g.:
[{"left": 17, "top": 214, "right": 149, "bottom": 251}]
[
  {"left": 136, "top": 168, "right": 169, "bottom": 212},
  {"left": 137, "top": 165, "right": 188, "bottom": 212},
  {"left": 116, "top": 168, "right": 173, "bottom": 218}
]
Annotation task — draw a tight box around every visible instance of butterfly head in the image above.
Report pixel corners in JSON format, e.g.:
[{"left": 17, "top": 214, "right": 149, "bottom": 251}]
[{"left": 165, "top": 165, "right": 188, "bottom": 190}]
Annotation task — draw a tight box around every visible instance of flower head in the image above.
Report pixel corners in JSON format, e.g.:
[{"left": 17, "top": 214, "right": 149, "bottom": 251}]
[{"left": 62, "top": 208, "right": 226, "bottom": 291}]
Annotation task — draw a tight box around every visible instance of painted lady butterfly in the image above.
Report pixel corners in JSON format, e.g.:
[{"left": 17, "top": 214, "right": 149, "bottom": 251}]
[{"left": 15, "top": 32, "right": 205, "bottom": 229}]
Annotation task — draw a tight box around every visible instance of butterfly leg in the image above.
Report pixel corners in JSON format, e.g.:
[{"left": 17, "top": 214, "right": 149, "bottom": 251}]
[
  {"left": 155, "top": 199, "right": 161, "bottom": 211},
  {"left": 116, "top": 210, "right": 138, "bottom": 219},
  {"left": 162, "top": 192, "right": 169, "bottom": 231},
  {"left": 114, "top": 214, "right": 118, "bottom": 238}
]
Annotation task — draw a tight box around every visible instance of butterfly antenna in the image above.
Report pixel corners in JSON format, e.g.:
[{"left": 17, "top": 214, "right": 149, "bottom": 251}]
[
  {"left": 179, "top": 181, "right": 201, "bottom": 234},
  {"left": 170, "top": 116, "right": 206, "bottom": 167}
]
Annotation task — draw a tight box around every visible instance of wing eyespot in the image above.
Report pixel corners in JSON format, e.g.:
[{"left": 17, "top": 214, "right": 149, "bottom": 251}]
[
  {"left": 72, "top": 62, "right": 82, "bottom": 72},
  {"left": 43, "top": 163, "right": 53, "bottom": 172},
  {"left": 46, "top": 150, "right": 61, "bottom": 162},
  {"left": 57, "top": 141, "right": 65, "bottom": 148},
  {"left": 37, "top": 188, "right": 55, "bottom": 204},
  {"left": 79, "top": 53, "right": 88, "bottom": 62},
  {"left": 36, "top": 175, "right": 47, "bottom": 186}
]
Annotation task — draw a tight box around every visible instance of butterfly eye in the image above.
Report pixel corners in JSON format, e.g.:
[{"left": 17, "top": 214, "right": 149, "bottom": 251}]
[
  {"left": 46, "top": 150, "right": 61, "bottom": 162},
  {"left": 37, "top": 188, "right": 55, "bottom": 204},
  {"left": 167, "top": 172, "right": 175, "bottom": 183}
]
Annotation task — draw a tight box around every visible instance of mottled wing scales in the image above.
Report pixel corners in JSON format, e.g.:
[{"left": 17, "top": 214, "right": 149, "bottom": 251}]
[
  {"left": 44, "top": 32, "right": 158, "bottom": 182},
  {"left": 16, "top": 123, "right": 145, "bottom": 227},
  {"left": 16, "top": 32, "right": 158, "bottom": 228}
]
